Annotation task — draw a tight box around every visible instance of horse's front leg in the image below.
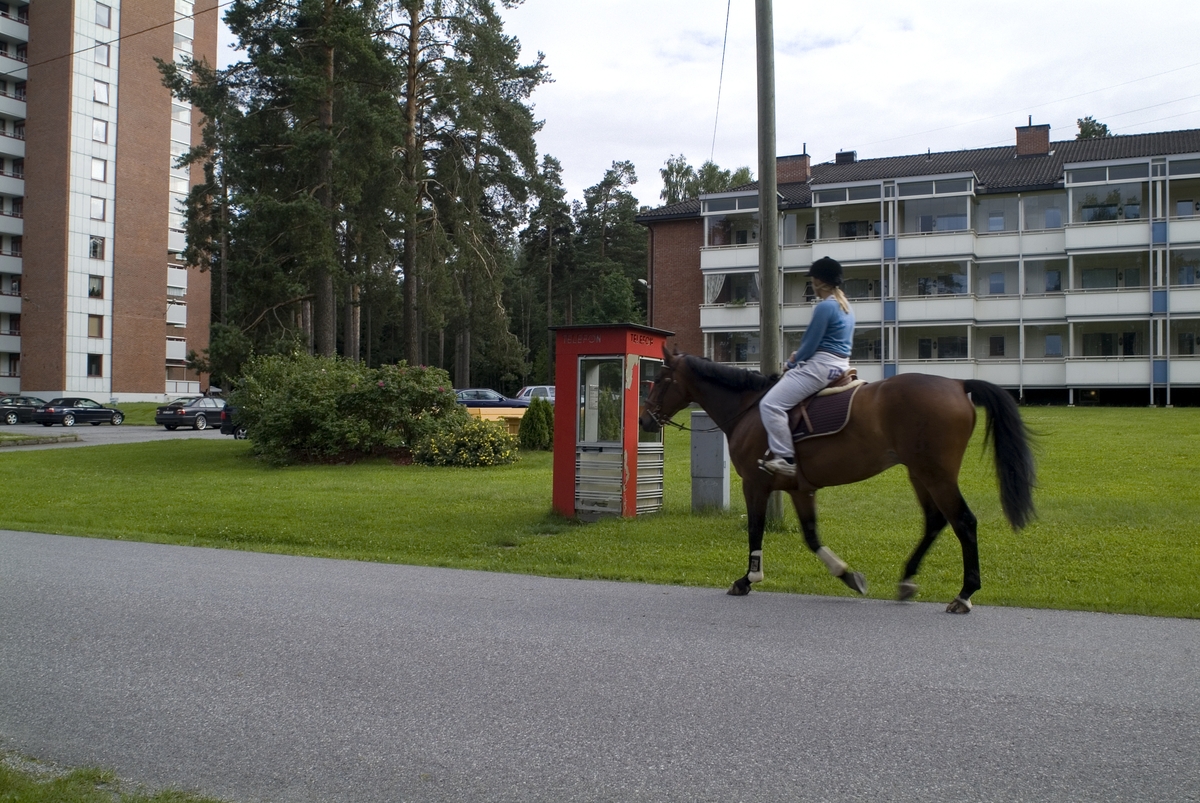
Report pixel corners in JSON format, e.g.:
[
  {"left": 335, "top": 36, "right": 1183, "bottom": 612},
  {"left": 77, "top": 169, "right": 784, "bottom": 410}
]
[
  {"left": 728, "top": 484, "right": 769, "bottom": 596},
  {"left": 790, "top": 490, "right": 868, "bottom": 596}
]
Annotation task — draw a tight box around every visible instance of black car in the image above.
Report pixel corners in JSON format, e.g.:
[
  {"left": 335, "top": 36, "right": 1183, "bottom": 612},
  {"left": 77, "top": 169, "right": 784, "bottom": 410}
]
[
  {"left": 219, "top": 404, "right": 247, "bottom": 439},
  {"left": 454, "top": 388, "right": 530, "bottom": 408},
  {"left": 1, "top": 395, "right": 48, "bottom": 425},
  {"left": 32, "top": 398, "right": 125, "bottom": 427},
  {"left": 155, "top": 396, "right": 227, "bottom": 431}
]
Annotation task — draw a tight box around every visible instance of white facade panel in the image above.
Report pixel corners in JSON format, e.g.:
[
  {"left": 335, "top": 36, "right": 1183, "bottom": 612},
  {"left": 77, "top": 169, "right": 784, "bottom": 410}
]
[
  {"left": 976, "top": 361, "right": 1022, "bottom": 385},
  {"left": 1021, "top": 361, "right": 1068, "bottom": 386},
  {"left": 898, "top": 361, "right": 975, "bottom": 380},
  {"left": 700, "top": 246, "right": 758, "bottom": 271},
  {"left": 976, "top": 297, "right": 1021, "bottom": 321},
  {"left": 849, "top": 299, "right": 883, "bottom": 324},
  {"left": 813, "top": 238, "right": 882, "bottom": 264},
  {"left": 166, "top": 338, "right": 187, "bottom": 360},
  {"left": 168, "top": 229, "right": 186, "bottom": 253},
  {"left": 1019, "top": 230, "right": 1067, "bottom": 255},
  {"left": 0, "top": 135, "right": 23, "bottom": 159},
  {"left": 0, "top": 254, "right": 20, "bottom": 273},
  {"left": 0, "top": 174, "right": 22, "bottom": 197},
  {"left": 167, "top": 267, "right": 188, "bottom": 293},
  {"left": 974, "top": 234, "right": 1021, "bottom": 259},
  {"left": 699, "top": 304, "right": 761, "bottom": 330},
  {"left": 1168, "top": 218, "right": 1200, "bottom": 245},
  {"left": 897, "top": 295, "right": 975, "bottom": 322},
  {"left": 166, "top": 302, "right": 187, "bottom": 326},
  {"left": 897, "top": 232, "right": 975, "bottom": 260},
  {"left": 1168, "top": 360, "right": 1200, "bottom": 384},
  {"left": 0, "top": 215, "right": 21, "bottom": 236},
  {"left": 1169, "top": 287, "right": 1200, "bottom": 314},
  {"left": 0, "top": 294, "right": 19, "bottom": 314},
  {"left": 0, "top": 15, "right": 26, "bottom": 41},
  {"left": 1065, "top": 290, "right": 1152, "bottom": 318},
  {"left": 1022, "top": 296, "right": 1068, "bottom": 320},
  {"left": 780, "top": 304, "right": 815, "bottom": 329},
  {"left": 780, "top": 244, "right": 814, "bottom": 268},
  {"left": 1064, "top": 221, "right": 1149, "bottom": 251},
  {"left": 853, "top": 364, "right": 885, "bottom": 383},
  {"left": 0, "top": 377, "right": 18, "bottom": 394},
  {"left": 1065, "top": 359, "right": 1152, "bottom": 385},
  {"left": 0, "top": 333, "right": 19, "bottom": 352}
]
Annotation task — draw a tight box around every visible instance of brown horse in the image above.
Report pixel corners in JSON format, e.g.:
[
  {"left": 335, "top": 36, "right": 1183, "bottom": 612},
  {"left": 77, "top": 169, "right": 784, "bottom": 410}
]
[{"left": 639, "top": 347, "right": 1035, "bottom": 613}]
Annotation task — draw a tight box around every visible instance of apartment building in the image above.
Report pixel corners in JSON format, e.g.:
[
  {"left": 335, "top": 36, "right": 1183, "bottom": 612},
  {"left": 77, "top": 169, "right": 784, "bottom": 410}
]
[
  {"left": 1, "top": 0, "right": 217, "bottom": 402},
  {"left": 638, "top": 125, "right": 1200, "bottom": 405}
]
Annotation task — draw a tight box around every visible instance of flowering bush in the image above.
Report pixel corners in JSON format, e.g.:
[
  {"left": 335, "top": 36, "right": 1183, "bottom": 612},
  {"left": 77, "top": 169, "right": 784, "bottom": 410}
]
[
  {"left": 518, "top": 396, "right": 554, "bottom": 451},
  {"left": 413, "top": 418, "right": 519, "bottom": 467},
  {"left": 230, "top": 354, "right": 465, "bottom": 464}
]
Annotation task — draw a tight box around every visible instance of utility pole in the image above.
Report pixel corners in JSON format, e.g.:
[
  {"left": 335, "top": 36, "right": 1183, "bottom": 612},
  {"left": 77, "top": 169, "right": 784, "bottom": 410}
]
[{"left": 755, "top": 0, "right": 784, "bottom": 525}]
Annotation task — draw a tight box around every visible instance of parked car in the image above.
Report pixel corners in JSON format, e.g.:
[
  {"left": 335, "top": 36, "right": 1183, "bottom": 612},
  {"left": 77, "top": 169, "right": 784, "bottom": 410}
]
[
  {"left": 32, "top": 398, "right": 125, "bottom": 427},
  {"left": 219, "top": 404, "right": 247, "bottom": 439},
  {"left": 454, "top": 388, "right": 530, "bottom": 408},
  {"left": 1, "top": 395, "right": 48, "bottom": 425},
  {"left": 155, "top": 396, "right": 227, "bottom": 430},
  {"left": 514, "top": 385, "right": 555, "bottom": 404}
]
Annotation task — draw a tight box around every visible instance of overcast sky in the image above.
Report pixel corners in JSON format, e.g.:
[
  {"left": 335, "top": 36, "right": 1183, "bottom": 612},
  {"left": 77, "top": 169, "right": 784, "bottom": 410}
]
[{"left": 218, "top": 1, "right": 1200, "bottom": 208}]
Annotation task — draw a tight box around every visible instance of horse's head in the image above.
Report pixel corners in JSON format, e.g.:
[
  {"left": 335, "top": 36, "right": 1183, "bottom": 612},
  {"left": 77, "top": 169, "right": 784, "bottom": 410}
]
[{"left": 640, "top": 346, "right": 693, "bottom": 432}]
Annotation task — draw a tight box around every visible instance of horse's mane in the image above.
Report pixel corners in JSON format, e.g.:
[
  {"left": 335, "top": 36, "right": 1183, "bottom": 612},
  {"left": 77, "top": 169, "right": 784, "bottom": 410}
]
[{"left": 680, "top": 354, "right": 778, "bottom": 392}]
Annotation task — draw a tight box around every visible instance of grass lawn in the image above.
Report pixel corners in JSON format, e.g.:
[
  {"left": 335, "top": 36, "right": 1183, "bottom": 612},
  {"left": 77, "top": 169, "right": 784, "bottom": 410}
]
[
  {"left": 0, "top": 753, "right": 223, "bottom": 803},
  {"left": 1, "top": 407, "right": 1196, "bottom": 618},
  {"left": 114, "top": 402, "right": 162, "bottom": 426}
]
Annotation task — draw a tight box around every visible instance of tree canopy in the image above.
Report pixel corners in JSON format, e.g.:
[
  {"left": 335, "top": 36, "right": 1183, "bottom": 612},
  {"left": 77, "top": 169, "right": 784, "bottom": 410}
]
[
  {"left": 1076, "top": 116, "right": 1112, "bottom": 139},
  {"left": 659, "top": 154, "right": 754, "bottom": 205}
]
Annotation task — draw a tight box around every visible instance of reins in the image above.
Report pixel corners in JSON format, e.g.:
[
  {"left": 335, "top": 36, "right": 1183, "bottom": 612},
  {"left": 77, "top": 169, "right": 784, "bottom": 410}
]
[{"left": 645, "top": 369, "right": 767, "bottom": 435}]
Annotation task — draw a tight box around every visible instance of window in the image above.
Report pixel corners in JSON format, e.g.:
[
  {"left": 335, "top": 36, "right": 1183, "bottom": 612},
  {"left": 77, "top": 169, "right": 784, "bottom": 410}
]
[
  {"left": 96, "top": 2, "right": 112, "bottom": 27},
  {"left": 1045, "top": 270, "right": 1061, "bottom": 292},
  {"left": 10, "top": 196, "right": 21, "bottom": 217},
  {"left": 10, "top": 235, "right": 19, "bottom": 256},
  {"left": 88, "top": 275, "right": 105, "bottom": 298},
  {"left": 93, "top": 80, "right": 109, "bottom": 104},
  {"left": 89, "top": 236, "right": 105, "bottom": 260},
  {"left": 989, "top": 272, "right": 1005, "bottom": 294},
  {"left": 89, "top": 197, "right": 106, "bottom": 220},
  {"left": 7, "top": 313, "right": 18, "bottom": 334},
  {"left": 86, "top": 354, "right": 103, "bottom": 377},
  {"left": 938, "top": 336, "right": 969, "bottom": 359},
  {"left": 918, "top": 338, "right": 932, "bottom": 359},
  {"left": 989, "top": 336, "right": 1005, "bottom": 357},
  {"left": 91, "top": 158, "right": 107, "bottom": 182},
  {"left": 1044, "top": 335, "right": 1063, "bottom": 357},
  {"left": 11, "top": 158, "right": 21, "bottom": 177},
  {"left": 94, "top": 42, "right": 109, "bottom": 66},
  {"left": 13, "top": 81, "right": 23, "bottom": 100},
  {"left": 87, "top": 315, "right": 103, "bottom": 338},
  {"left": 92, "top": 118, "right": 108, "bottom": 142}
]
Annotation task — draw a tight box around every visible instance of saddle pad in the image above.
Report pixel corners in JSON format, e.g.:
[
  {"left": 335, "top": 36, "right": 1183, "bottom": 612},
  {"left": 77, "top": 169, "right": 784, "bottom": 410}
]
[{"left": 789, "top": 383, "right": 863, "bottom": 442}]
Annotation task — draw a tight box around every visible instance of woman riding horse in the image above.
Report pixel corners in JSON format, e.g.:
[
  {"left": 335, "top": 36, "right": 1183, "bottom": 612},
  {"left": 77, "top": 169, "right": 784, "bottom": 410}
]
[{"left": 760, "top": 257, "right": 855, "bottom": 478}]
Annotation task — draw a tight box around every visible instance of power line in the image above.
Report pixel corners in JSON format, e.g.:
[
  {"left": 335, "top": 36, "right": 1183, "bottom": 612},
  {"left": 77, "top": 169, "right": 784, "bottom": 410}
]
[
  {"left": 13, "top": 0, "right": 235, "bottom": 75},
  {"left": 709, "top": 0, "right": 731, "bottom": 164}
]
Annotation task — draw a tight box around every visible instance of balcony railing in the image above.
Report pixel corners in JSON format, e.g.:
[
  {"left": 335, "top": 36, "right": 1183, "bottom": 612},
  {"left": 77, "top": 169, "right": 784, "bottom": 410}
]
[
  {"left": 0, "top": 11, "right": 29, "bottom": 25},
  {"left": 0, "top": 129, "right": 24, "bottom": 141}
]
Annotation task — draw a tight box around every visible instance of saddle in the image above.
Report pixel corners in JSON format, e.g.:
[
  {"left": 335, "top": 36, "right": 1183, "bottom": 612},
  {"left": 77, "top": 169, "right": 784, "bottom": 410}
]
[{"left": 788, "top": 369, "right": 865, "bottom": 442}]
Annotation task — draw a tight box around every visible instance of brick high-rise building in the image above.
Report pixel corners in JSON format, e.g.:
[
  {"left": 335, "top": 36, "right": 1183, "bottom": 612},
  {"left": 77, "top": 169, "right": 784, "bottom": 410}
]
[{"left": 2, "top": 0, "right": 217, "bottom": 401}]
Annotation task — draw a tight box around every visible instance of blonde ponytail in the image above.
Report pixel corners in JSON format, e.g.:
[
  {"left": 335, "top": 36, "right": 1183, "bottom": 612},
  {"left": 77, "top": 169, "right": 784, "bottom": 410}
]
[{"left": 832, "top": 287, "right": 851, "bottom": 314}]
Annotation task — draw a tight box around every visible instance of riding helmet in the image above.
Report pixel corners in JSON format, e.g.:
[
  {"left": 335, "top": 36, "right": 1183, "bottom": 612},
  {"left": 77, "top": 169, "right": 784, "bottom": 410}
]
[{"left": 808, "top": 256, "right": 844, "bottom": 288}]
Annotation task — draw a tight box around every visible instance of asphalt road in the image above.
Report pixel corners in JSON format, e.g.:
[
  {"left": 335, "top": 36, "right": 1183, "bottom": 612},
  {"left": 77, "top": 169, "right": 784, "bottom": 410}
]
[
  {"left": 1, "top": 421, "right": 228, "bottom": 450},
  {"left": 1, "top": 530, "right": 1197, "bottom": 803}
]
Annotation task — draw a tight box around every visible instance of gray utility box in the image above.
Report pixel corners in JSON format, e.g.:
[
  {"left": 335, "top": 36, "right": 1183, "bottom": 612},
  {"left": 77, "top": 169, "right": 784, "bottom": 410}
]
[{"left": 690, "top": 409, "right": 729, "bottom": 511}]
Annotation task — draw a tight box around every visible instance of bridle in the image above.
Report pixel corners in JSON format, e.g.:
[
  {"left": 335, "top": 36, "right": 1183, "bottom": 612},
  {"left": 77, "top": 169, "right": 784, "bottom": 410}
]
[{"left": 643, "top": 364, "right": 763, "bottom": 434}]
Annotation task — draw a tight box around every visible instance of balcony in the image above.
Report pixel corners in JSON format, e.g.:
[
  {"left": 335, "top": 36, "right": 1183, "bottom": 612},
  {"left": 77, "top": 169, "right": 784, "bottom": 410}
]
[
  {"left": 0, "top": 173, "right": 22, "bottom": 196},
  {"left": 1169, "top": 285, "right": 1200, "bottom": 314},
  {"left": 1168, "top": 217, "right": 1200, "bottom": 245},
  {"left": 0, "top": 130, "right": 23, "bottom": 158},
  {"left": 0, "top": 375, "right": 17, "bottom": 394},
  {"left": 897, "top": 360, "right": 976, "bottom": 380},
  {"left": 168, "top": 229, "right": 186, "bottom": 254},
  {"left": 1168, "top": 359, "right": 1200, "bottom": 384},
  {"left": 166, "top": 301, "right": 187, "bottom": 326},
  {"left": 0, "top": 93, "right": 24, "bottom": 120},
  {"left": 1021, "top": 295, "right": 1068, "bottom": 320},
  {"left": 166, "top": 338, "right": 188, "bottom": 361},
  {"left": 700, "top": 244, "right": 758, "bottom": 271},
  {"left": 1065, "top": 289, "right": 1152, "bottom": 318},
  {"left": 780, "top": 243, "right": 814, "bottom": 268},
  {"left": 0, "top": 212, "right": 22, "bottom": 237},
  {"left": 1019, "top": 360, "right": 1068, "bottom": 387},
  {"left": 166, "top": 380, "right": 200, "bottom": 395},
  {"left": 974, "top": 360, "right": 1022, "bottom": 385},
  {"left": 0, "top": 252, "right": 20, "bottom": 273},
  {"left": 0, "top": 293, "right": 19, "bottom": 314},
  {"left": 0, "top": 332, "right": 18, "bottom": 352},
  {"left": 1064, "top": 220, "right": 1149, "bottom": 251},
  {"left": 1065, "top": 357, "right": 1152, "bottom": 386},
  {"left": 167, "top": 266, "right": 188, "bottom": 296},
  {"left": 1019, "top": 229, "right": 1067, "bottom": 256},
  {"left": 973, "top": 232, "right": 1022, "bottom": 259},
  {"left": 0, "top": 14, "right": 28, "bottom": 41},
  {"left": 975, "top": 296, "right": 1021, "bottom": 322}
]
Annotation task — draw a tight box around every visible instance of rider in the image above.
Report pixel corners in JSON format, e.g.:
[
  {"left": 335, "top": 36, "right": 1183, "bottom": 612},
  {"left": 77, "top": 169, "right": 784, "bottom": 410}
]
[{"left": 760, "top": 256, "right": 855, "bottom": 477}]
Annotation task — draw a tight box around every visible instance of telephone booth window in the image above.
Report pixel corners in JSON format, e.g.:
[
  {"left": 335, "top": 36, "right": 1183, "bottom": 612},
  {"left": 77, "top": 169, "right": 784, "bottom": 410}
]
[
  {"left": 578, "top": 357, "right": 623, "bottom": 443},
  {"left": 638, "top": 357, "right": 663, "bottom": 443}
]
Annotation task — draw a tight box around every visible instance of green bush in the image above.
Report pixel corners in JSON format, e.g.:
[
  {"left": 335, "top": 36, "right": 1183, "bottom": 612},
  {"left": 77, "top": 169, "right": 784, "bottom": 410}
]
[
  {"left": 230, "top": 354, "right": 465, "bottom": 464},
  {"left": 518, "top": 397, "right": 554, "bottom": 450},
  {"left": 413, "top": 418, "right": 519, "bottom": 467}
]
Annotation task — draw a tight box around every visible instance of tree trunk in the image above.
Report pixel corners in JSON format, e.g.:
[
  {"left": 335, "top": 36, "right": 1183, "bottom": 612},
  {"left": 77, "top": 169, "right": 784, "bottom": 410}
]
[
  {"left": 546, "top": 230, "right": 554, "bottom": 381},
  {"left": 312, "top": 0, "right": 337, "bottom": 357},
  {"left": 343, "top": 283, "right": 360, "bottom": 361}
]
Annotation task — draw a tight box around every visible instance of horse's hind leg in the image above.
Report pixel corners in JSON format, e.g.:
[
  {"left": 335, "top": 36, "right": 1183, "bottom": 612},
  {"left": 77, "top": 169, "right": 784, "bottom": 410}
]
[
  {"left": 790, "top": 490, "right": 867, "bottom": 595},
  {"left": 898, "top": 473, "right": 949, "bottom": 601},
  {"left": 923, "top": 480, "right": 980, "bottom": 614}
]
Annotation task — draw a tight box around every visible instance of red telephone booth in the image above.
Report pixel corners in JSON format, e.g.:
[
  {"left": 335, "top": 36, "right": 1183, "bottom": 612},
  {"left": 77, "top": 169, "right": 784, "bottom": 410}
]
[{"left": 551, "top": 324, "right": 674, "bottom": 520}]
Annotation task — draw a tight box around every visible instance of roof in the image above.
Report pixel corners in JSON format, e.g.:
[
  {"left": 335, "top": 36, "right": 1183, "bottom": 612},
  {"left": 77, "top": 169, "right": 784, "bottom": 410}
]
[{"left": 636, "top": 128, "right": 1200, "bottom": 223}]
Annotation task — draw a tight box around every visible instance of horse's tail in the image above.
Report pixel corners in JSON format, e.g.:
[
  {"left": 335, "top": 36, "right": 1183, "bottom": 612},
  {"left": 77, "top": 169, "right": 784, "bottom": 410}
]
[{"left": 962, "top": 380, "right": 1036, "bottom": 530}]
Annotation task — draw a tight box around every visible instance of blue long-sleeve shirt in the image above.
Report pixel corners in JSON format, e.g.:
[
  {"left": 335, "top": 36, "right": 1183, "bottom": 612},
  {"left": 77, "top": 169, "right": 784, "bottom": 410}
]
[{"left": 792, "top": 297, "right": 855, "bottom": 362}]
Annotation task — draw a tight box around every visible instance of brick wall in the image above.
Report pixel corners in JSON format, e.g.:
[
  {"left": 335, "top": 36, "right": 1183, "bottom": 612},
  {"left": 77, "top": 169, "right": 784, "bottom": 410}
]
[
  {"left": 1016, "top": 124, "right": 1051, "bottom": 157},
  {"left": 646, "top": 219, "right": 704, "bottom": 357}
]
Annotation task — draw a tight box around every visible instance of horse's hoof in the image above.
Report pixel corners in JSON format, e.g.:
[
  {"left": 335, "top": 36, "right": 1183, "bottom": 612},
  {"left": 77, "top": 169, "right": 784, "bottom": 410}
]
[
  {"left": 727, "top": 578, "right": 751, "bottom": 596},
  {"left": 839, "top": 571, "right": 868, "bottom": 596},
  {"left": 898, "top": 579, "right": 918, "bottom": 601},
  {"left": 945, "top": 597, "right": 973, "bottom": 614}
]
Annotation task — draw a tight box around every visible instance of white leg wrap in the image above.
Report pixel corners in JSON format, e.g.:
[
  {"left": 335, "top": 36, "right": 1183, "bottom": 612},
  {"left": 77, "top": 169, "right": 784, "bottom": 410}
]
[
  {"left": 747, "top": 550, "right": 764, "bottom": 583},
  {"left": 816, "top": 546, "right": 847, "bottom": 577}
]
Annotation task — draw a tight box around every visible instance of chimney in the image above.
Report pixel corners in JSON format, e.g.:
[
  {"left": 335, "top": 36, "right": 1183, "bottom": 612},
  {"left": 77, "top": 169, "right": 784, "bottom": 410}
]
[
  {"left": 777, "top": 152, "right": 811, "bottom": 183},
  {"left": 835, "top": 150, "right": 857, "bottom": 165},
  {"left": 1015, "top": 122, "right": 1051, "bottom": 157}
]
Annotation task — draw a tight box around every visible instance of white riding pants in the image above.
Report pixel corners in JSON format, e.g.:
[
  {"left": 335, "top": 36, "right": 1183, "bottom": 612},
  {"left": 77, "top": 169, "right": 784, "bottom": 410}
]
[{"left": 760, "top": 350, "right": 850, "bottom": 459}]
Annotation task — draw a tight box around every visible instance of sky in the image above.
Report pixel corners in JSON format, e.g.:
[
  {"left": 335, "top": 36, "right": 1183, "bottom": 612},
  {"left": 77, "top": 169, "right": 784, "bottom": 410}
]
[{"left": 217, "top": 1, "right": 1200, "bottom": 209}]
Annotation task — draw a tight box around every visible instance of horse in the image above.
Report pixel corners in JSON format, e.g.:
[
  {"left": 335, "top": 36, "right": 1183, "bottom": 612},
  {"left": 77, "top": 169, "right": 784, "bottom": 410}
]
[{"left": 639, "top": 347, "right": 1036, "bottom": 613}]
